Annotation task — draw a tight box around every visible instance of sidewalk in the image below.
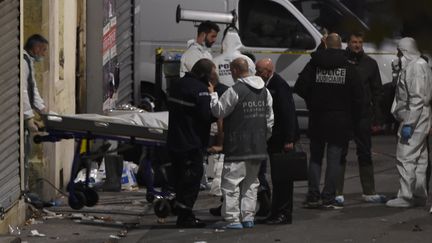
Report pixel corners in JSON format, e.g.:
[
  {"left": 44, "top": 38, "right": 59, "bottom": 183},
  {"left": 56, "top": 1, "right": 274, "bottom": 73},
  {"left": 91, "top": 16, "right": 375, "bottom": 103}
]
[{"left": 3, "top": 135, "right": 432, "bottom": 243}]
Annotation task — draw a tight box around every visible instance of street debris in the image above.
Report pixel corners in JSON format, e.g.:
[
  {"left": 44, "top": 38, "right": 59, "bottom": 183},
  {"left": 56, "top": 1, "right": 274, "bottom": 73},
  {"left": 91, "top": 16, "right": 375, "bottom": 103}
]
[
  {"left": 8, "top": 225, "right": 21, "bottom": 236},
  {"left": 109, "top": 235, "right": 121, "bottom": 239},
  {"left": 214, "top": 229, "right": 225, "bottom": 233},
  {"left": 29, "top": 229, "right": 46, "bottom": 237},
  {"left": 27, "top": 218, "right": 44, "bottom": 225},
  {"left": 117, "top": 229, "right": 128, "bottom": 238},
  {"left": 412, "top": 225, "right": 423, "bottom": 232}
]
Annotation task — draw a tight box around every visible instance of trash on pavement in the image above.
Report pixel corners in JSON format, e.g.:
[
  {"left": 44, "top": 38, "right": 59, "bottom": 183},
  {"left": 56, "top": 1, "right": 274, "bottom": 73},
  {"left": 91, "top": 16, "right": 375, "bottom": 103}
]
[
  {"left": 109, "top": 235, "right": 121, "bottom": 239},
  {"left": 28, "top": 218, "right": 43, "bottom": 225},
  {"left": 8, "top": 225, "right": 21, "bottom": 236},
  {"left": 412, "top": 225, "right": 423, "bottom": 232},
  {"left": 118, "top": 229, "right": 128, "bottom": 237},
  {"left": 121, "top": 161, "right": 138, "bottom": 191},
  {"left": 29, "top": 229, "right": 46, "bottom": 237}
]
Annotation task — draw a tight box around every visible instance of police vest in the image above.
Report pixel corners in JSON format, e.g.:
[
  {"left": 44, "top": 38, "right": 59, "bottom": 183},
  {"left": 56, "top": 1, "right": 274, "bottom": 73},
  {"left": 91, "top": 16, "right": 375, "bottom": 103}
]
[{"left": 223, "top": 81, "right": 268, "bottom": 162}]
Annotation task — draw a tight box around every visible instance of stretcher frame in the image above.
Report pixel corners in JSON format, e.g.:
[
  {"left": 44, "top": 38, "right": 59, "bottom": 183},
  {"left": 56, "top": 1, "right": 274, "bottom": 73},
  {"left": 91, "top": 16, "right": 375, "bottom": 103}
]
[{"left": 35, "top": 114, "right": 171, "bottom": 211}]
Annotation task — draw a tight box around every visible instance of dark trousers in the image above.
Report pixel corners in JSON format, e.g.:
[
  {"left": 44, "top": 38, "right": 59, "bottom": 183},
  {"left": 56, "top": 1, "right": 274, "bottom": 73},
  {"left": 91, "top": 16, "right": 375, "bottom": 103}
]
[
  {"left": 427, "top": 136, "right": 431, "bottom": 192},
  {"left": 268, "top": 147, "right": 294, "bottom": 217},
  {"left": 169, "top": 149, "right": 204, "bottom": 220},
  {"left": 308, "top": 139, "right": 344, "bottom": 203},
  {"left": 337, "top": 117, "right": 376, "bottom": 195}
]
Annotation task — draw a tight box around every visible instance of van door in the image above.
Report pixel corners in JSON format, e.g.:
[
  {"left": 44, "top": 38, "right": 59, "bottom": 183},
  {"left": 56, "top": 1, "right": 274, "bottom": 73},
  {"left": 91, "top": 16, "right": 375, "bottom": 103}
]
[
  {"left": 237, "top": 0, "right": 321, "bottom": 129},
  {"left": 238, "top": 0, "right": 320, "bottom": 82}
]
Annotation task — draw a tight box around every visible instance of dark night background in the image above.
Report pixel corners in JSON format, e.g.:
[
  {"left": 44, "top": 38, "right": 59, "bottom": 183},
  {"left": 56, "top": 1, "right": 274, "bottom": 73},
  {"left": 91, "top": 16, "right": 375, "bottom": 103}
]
[{"left": 341, "top": 0, "right": 432, "bottom": 53}]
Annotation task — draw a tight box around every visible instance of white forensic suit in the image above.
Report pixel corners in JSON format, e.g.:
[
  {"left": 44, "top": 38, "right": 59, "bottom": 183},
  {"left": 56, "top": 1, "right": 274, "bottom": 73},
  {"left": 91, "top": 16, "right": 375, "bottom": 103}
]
[
  {"left": 387, "top": 37, "right": 432, "bottom": 207},
  {"left": 210, "top": 75, "right": 274, "bottom": 225},
  {"left": 213, "top": 30, "right": 256, "bottom": 87},
  {"left": 209, "top": 30, "right": 256, "bottom": 196},
  {"left": 179, "top": 40, "right": 213, "bottom": 77}
]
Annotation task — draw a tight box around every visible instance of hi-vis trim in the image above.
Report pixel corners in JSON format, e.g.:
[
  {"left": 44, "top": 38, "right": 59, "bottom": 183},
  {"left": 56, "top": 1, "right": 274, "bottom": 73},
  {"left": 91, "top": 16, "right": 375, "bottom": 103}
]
[{"left": 168, "top": 97, "right": 196, "bottom": 107}]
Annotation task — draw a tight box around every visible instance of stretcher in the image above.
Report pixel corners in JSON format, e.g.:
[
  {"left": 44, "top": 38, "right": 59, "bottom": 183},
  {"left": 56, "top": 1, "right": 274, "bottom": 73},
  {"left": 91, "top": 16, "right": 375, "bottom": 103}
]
[{"left": 34, "top": 113, "right": 174, "bottom": 217}]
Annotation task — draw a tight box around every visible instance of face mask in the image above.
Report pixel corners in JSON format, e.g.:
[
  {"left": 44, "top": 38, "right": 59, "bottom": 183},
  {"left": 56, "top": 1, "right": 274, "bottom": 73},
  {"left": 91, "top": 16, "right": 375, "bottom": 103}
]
[{"left": 34, "top": 56, "right": 44, "bottom": 62}]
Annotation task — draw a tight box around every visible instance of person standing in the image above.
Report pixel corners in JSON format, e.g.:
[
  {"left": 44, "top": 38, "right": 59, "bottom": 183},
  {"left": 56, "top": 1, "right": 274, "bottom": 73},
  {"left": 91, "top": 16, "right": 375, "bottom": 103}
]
[
  {"left": 386, "top": 37, "right": 432, "bottom": 208},
  {"left": 294, "top": 33, "right": 364, "bottom": 209},
  {"left": 209, "top": 58, "right": 274, "bottom": 229},
  {"left": 23, "top": 34, "right": 48, "bottom": 191},
  {"left": 179, "top": 21, "right": 220, "bottom": 77},
  {"left": 212, "top": 27, "right": 256, "bottom": 87},
  {"left": 167, "top": 59, "right": 216, "bottom": 228},
  {"left": 256, "top": 58, "right": 299, "bottom": 224},
  {"left": 336, "top": 32, "right": 386, "bottom": 204}
]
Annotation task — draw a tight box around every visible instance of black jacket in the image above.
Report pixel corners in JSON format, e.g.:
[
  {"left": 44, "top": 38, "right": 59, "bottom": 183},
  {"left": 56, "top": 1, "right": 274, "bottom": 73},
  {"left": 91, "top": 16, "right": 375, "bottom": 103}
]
[
  {"left": 167, "top": 73, "right": 212, "bottom": 152},
  {"left": 346, "top": 49, "right": 384, "bottom": 124},
  {"left": 266, "top": 73, "right": 299, "bottom": 152},
  {"left": 294, "top": 49, "right": 364, "bottom": 144}
]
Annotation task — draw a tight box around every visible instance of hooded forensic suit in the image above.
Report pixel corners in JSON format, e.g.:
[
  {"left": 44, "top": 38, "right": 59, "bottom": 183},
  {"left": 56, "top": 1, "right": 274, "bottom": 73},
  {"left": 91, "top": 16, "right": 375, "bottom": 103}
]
[
  {"left": 389, "top": 37, "right": 432, "bottom": 206},
  {"left": 210, "top": 75, "right": 274, "bottom": 224},
  {"left": 212, "top": 30, "right": 256, "bottom": 87},
  {"left": 209, "top": 30, "right": 256, "bottom": 197}
]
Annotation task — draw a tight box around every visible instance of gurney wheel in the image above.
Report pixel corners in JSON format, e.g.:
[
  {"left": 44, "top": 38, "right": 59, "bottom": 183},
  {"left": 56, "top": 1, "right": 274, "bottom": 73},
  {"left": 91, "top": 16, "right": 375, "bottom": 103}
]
[
  {"left": 146, "top": 193, "right": 155, "bottom": 203},
  {"left": 69, "top": 191, "right": 87, "bottom": 210},
  {"left": 83, "top": 188, "right": 99, "bottom": 207},
  {"left": 154, "top": 198, "right": 171, "bottom": 218}
]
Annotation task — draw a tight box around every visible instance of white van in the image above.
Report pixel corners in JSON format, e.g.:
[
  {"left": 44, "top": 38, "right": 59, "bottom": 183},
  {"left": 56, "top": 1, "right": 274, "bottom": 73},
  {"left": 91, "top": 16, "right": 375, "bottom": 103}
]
[{"left": 134, "top": 0, "right": 397, "bottom": 128}]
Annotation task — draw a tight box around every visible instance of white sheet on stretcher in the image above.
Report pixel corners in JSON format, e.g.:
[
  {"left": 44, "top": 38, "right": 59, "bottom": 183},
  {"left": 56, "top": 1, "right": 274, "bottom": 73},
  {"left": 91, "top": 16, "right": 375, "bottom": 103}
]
[{"left": 64, "top": 112, "right": 169, "bottom": 130}]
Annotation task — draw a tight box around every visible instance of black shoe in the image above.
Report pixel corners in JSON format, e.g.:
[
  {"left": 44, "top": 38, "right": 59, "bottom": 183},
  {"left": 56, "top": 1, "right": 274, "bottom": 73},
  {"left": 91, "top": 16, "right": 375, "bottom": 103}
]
[
  {"left": 176, "top": 217, "right": 206, "bottom": 228},
  {"left": 256, "top": 215, "right": 274, "bottom": 224},
  {"left": 209, "top": 205, "right": 222, "bottom": 216},
  {"left": 265, "top": 214, "right": 292, "bottom": 225},
  {"left": 303, "top": 200, "right": 321, "bottom": 209},
  {"left": 322, "top": 200, "right": 343, "bottom": 210}
]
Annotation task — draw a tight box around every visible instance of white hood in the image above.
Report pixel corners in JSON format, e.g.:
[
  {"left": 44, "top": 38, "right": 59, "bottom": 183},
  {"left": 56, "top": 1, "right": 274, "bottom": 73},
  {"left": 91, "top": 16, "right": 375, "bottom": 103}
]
[
  {"left": 222, "top": 31, "right": 243, "bottom": 54},
  {"left": 238, "top": 75, "right": 265, "bottom": 90},
  {"left": 398, "top": 37, "right": 421, "bottom": 62}
]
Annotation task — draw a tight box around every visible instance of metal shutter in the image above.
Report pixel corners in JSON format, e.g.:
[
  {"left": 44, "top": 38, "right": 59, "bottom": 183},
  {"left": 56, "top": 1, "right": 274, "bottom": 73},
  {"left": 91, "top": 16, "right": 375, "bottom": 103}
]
[
  {"left": 0, "top": 0, "right": 21, "bottom": 211},
  {"left": 116, "top": 0, "right": 134, "bottom": 105}
]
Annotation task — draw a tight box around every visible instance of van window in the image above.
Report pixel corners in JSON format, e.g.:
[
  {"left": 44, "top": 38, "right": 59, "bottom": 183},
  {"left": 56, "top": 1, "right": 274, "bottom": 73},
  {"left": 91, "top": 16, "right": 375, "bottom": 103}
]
[
  {"left": 239, "top": 0, "right": 316, "bottom": 50},
  {"left": 291, "top": 0, "right": 368, "bottom": 40}
]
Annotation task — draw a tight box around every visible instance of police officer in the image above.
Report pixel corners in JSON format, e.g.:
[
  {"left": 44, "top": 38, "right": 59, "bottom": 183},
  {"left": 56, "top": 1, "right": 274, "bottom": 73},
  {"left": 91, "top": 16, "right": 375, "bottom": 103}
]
[
  {"left": 294, "top": 33, "right": 364, "bottom": 209},
  {"left": 387, "top": 37, "right": 432, "bottom": 208},
  {"left": 336, "top": 32, "right": 386, "bottom": 205},
  {"left": 256, "top": 58, "right": 299, "bottom": 224},
  {"left": 167, "top": 58, "right": 216, "bottom": 228},
  {"left": 180, "top": 21, "right": 220, "bottom": 77},
  {"left": 209, "top": 58, "right": 274, "bottom": 229}
]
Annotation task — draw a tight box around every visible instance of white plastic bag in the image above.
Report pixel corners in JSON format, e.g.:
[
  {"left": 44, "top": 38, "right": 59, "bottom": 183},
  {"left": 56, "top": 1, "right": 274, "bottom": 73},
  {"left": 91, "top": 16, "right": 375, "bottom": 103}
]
[{"left": 121, "top": 161, "right": 138, "bottom": 190}]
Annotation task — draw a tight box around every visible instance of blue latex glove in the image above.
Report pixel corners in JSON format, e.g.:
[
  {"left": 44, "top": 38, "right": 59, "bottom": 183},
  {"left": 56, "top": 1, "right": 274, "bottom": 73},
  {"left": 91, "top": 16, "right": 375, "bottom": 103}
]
[{"left": 401, "top": 125, "right": 413, "bottom": 140}]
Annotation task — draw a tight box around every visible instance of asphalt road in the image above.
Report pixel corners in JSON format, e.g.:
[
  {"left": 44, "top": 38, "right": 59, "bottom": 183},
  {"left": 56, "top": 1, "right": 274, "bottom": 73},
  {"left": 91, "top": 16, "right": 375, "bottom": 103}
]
[{"left": 15, "top": 135, "right": 432, "bottom": 243}]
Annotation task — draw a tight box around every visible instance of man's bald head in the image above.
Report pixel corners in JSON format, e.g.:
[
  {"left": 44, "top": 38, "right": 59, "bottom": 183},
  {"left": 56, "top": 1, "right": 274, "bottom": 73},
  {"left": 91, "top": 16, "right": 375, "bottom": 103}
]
[
  {"left": 325, "top": 33, "right": 342, "bottom": 49},
  {"left": 256, "top": 58, "right": 274, "bottom": 82},
  {"left": 230, "top": 58, "right": 250, "bottom": 80}
]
